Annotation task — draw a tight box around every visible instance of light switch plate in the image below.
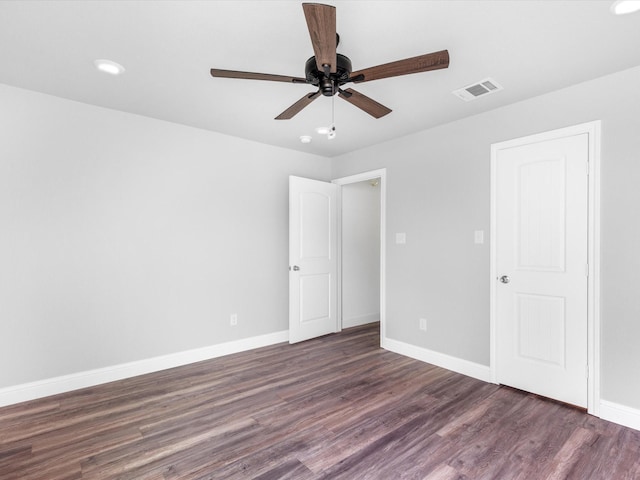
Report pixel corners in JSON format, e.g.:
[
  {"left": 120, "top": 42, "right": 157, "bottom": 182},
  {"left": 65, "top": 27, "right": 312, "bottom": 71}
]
[
  {"left": 474, "top": 230, "right": 484, "bottom": 244},
  {"left": 396, "top": 233, "right": 406, "bottom": 244},
  {"left": 419, "top": 318, "right": 427, "bottom": 331}
]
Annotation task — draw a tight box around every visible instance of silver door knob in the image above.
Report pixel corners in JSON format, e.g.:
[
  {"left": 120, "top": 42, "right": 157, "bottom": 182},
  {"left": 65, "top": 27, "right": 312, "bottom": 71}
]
[
  {"left": 499, "top": 275, "right": 510, "bottom": 284},
  {"left": 292, "top": 265, "right": 300, "bottom": 271}
]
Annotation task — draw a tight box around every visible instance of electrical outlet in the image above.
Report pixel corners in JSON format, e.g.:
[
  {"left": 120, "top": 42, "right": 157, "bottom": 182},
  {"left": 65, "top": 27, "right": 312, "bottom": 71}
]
[
  {"left": 419, "top": 318, "right": 427, "bottom": 331},
  {"left": 230, "top": 313, "right": 238, "bottom": 326}
]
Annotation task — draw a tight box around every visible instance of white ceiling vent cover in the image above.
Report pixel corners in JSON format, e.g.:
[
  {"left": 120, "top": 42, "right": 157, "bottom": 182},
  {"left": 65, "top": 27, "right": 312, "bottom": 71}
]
[{"left": 453, "top": 78, "right": 504, "bottom": 102}]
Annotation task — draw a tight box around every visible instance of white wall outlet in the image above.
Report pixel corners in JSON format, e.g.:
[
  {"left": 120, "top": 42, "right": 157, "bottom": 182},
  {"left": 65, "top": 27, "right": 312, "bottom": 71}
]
[
  {"left": 396, "top": 232, "right": 407, "bottom": 244},
  {"left": 230, "top": 313, "right": 238, "bottom": 326},
  {"left": 419, "top": 318, "right": 427, "bottom": 331}
]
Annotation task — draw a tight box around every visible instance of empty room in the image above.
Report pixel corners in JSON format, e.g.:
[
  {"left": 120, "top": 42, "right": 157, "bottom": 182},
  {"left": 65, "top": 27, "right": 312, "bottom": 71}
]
[{"left": 1, "top": 1, "right": 640, "bottom": 478}]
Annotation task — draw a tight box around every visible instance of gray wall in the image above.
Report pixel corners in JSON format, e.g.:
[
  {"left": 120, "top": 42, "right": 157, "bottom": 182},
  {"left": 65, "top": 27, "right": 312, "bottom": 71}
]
[
  {"left": 331, "top": 65, "right": 640, "bottom": 411},
  {"left": 3, "top": 64, "right": 640, "bottom": 413},
  {"left": 0, "top": 84, "right": 330, "bottom": 388}
]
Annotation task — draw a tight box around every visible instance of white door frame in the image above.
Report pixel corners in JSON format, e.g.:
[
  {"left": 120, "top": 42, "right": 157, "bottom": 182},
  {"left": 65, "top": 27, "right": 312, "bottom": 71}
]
[
  {"left": 490, "top": 121, "right": 601, "bottom": 415},
  {"left": 332, "top": 168, "right": 387, "bottom": 343}
]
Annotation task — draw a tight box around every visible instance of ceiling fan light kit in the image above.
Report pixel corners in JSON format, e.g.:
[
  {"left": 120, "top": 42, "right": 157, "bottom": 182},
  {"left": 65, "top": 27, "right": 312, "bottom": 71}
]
[{"left": 210, "top": 3, "right": 449, "bottom": 122}]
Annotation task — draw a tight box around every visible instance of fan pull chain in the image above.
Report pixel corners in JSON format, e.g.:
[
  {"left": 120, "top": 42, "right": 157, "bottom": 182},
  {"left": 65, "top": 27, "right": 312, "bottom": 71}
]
[{"left": 328, "top": 83, "right": 336, "bottom": 139}]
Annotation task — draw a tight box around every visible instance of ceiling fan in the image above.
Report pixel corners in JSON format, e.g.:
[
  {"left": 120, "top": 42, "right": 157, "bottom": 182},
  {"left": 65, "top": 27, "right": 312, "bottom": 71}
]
[{"left": 210, "top": 3, "right": 449, "bottom": 120}]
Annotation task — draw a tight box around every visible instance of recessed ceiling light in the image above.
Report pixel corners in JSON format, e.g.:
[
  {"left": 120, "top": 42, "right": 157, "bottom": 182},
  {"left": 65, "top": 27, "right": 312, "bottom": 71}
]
[
  {"left": 611, "top": 0, "right": 640, "bottom": 15},
  {"left": 94, "top": 59, "right": 125, "bottom": 75},
  {"left": 316, "top": 126, "right": 330, "bottom": 135},
  {"left": 299, "top": 135, "right": 312, "bottom": 144}
]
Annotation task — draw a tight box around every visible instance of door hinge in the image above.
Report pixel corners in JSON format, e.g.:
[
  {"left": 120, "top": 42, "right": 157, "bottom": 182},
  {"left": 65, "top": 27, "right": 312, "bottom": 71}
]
[
  {"left": 585, "top": 364, "right": 589, "bottom": 379},
  {"left": 585, "top": 264, "right": 589, "bottom": 277}
]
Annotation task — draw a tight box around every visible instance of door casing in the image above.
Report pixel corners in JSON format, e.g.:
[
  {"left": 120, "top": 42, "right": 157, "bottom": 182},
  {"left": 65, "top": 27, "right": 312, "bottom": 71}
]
[{"left": 490, "top": 121, "right": 601, "bottom": 415}]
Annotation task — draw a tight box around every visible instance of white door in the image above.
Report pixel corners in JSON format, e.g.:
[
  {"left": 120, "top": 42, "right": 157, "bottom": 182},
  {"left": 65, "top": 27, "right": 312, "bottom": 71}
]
[
  {"left": 289, "top": 176, "right": 338, "bottom": 343},
  {"left": 495, "top": 133, "right": 588, "bottom": 407}
]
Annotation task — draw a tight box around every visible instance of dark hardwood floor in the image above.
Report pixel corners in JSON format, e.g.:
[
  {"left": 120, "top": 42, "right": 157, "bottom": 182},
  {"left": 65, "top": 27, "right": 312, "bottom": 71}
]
[{"left": 1, "top": 322, "right": 639, "bottom": 479}]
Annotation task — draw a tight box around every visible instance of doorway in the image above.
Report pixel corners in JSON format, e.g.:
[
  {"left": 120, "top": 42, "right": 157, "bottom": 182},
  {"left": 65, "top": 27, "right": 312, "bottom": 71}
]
[
  {"left": 341, "top": 179, "right": 381, "bottom": 328},
  {"left": 490, "top": 122, "right": 600, "bottom": 413},
  {"left": 333, "top": 169, "right": 386, "bottom": 341}
]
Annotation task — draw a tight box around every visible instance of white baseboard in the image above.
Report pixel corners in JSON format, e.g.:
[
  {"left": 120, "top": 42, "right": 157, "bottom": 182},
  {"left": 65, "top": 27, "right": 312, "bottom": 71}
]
[
  {"left": 0, "top": 330, "right": 289, "bottom": 408},
  {"left": 342, "top": 313, "right": 379, "bottom": 329},
  {"left": 382, "top": 336, "right": 492, "bottom": 383},
  {"left": 599, "top": 400, "right": 640, "bottom": 432}
]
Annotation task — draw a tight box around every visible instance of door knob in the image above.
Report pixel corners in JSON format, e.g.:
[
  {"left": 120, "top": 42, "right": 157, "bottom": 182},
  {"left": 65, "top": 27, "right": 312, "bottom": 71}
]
[
  {"left": 499, "top": 275, "right": 510, "bottom": 284},
  {"left": 291, "top": 265, "right": 300, "bottom": 271}
]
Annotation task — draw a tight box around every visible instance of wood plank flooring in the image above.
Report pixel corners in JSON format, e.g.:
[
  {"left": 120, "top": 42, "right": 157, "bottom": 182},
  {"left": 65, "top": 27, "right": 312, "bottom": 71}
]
[{"left": 1, "top": 323, "right": 639, "bottom": 479}]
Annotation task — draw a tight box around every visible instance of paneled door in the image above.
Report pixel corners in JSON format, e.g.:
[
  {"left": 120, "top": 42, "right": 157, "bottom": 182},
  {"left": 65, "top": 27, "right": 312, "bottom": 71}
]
[
  {"left": 289, "top": 176, "right": 338, "bottom": 344},
  {"left": 494, "top": 133, "right": 589, "bottom": 407}
]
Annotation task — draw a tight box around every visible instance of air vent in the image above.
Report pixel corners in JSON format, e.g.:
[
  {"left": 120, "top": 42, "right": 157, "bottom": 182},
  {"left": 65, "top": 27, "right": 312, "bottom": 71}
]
[{"left": 453, "top": 78, "right": 503, "bottom": 102}]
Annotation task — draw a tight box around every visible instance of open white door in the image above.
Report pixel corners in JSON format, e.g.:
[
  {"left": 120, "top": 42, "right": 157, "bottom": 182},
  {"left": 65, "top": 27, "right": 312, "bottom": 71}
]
[
  {"left": 289, "top": 176, "right": 338, "bottom": 343},
  {"left": 494, "top": 133, "right": 589, "bottom": 407}
]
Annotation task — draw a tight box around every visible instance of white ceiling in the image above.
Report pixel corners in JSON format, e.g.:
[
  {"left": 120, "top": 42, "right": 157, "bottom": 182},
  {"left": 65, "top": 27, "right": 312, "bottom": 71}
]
[{"left": 1, "top": 1, "right": 639, "bottom": 157}]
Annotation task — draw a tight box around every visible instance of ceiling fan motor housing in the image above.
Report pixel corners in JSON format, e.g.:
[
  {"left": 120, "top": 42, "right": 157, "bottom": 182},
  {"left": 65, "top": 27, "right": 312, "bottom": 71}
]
[{"left": 305, "top": 54, "right": 352, "bottom": 96}]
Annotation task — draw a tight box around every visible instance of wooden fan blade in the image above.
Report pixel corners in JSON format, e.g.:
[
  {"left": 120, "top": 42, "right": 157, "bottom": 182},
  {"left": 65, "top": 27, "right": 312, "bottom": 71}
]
[
  {"left": 211, "top": 68, "right": 307, "bottom": 84},
  {"left": 338, "top": 88, "right": 391, "bottom": 119},
  {"left": 302, "top": 3, "right": 337, "bottom": 74},
  {"left": 349, "top": 50, "right": 449, "bottom": 83},
  {"left": 275, "top": 91, "right": 321, "bottom": 120}
]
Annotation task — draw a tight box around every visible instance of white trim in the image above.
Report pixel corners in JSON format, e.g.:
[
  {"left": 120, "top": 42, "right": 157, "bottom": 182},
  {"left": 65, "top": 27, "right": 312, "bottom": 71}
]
[
  {"left": 0, "top": 330, "right": 288, "bottom": 408},
  {"left": 600, "top": 400, "right": 640, "bottom": 432},
  {"left": 490, "top": 142, "right": 499, "bottom": 384},
  {"left": 588, "top": 121, "right": 602, "bottom": 416},
  {"left": 383, "top": 337, "right": 492, "bottom": 383},
  {"left": 490, "top": 121, "right": 601, "bottom": 415},
  {"left": 334, "top": 182, "right": 344, "bottom": 333},
  {"left": 333, "top": 168, "right": 387, "bottom": 342}
]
